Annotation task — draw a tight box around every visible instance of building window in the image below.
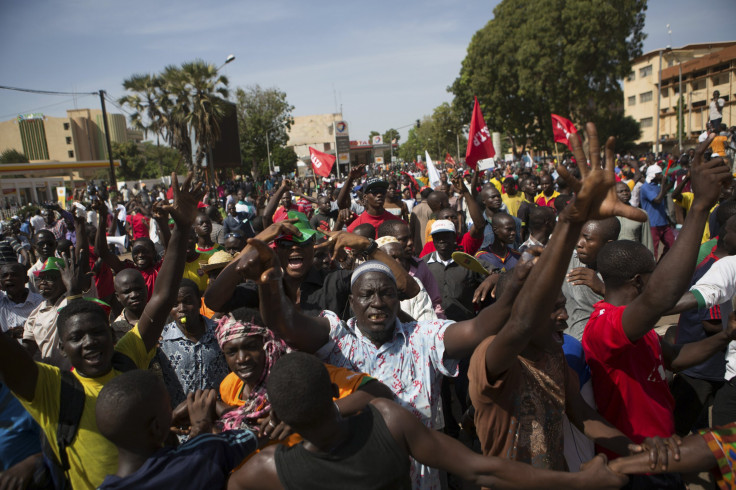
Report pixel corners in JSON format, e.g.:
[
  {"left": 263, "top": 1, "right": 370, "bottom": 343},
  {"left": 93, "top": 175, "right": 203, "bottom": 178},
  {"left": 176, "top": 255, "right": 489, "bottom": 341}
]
[
  {"left": 63, "top": 122, "right": 70, "bottom": 130},
  {"left": 661, "top": 87, "right": 668, "bottom": 98},
  {"left": 692, "top": 79, "right": 705, "bottom": 91},
  {"left": 640, "top": 65, "right": 653, "bottom": 77},
  {"left": 640, "top": 117, "right": 653, "bottom": 128},
  {"left": 627, "top": 71, "right": 635, "bottom": 81},
  {"left": 627, "top": 95, "right": 636, "bottom": 106},
  {"left": 65, "top": 136, "right": 72, "bottom": 144},
  {"left": 712, "top": 74, "right": 728, "bottom": 87},
  {"left": 68, "top": 150, "right": 74, "bottom": 158},
  {"left": 640, "top": 91, "right": 653, "bottom": 103},
  {"left": 323, "top": 142, "right": 331, "bottom": 151}
]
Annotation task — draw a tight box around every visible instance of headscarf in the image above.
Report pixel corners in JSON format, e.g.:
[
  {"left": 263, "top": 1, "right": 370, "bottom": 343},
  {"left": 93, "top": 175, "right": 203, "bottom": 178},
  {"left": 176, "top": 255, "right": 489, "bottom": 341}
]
[
  {"left": 645, "top": 164, "right": 662, "bottom": 184},
  {"left": 215, "top": 315, "right": 288, "bottom": 431}
]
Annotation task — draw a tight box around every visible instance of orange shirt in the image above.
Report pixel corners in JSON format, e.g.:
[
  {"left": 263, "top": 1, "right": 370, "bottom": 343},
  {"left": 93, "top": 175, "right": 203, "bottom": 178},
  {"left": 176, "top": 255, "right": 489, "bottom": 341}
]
[{"left": 220, "top": 364, "right": 373, "bottom": 448}]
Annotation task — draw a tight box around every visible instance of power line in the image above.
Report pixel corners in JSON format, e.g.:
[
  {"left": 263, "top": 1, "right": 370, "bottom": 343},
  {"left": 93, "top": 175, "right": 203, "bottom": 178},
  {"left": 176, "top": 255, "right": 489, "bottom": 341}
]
[
  {"left": 0, "top": 84, "right": 98, "bottom": 96},
  {"left": 0, "top": 95, "right": 96, "bottom": 120},
  {"left": 103, "top": 93, "right": 133, "bottom": 117}
]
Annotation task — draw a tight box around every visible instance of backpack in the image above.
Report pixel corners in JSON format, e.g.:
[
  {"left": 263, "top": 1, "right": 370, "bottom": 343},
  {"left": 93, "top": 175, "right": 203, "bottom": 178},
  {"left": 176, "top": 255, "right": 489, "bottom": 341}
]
[{"left": 36, "top": 352, "right": 138, "bottom": 490}]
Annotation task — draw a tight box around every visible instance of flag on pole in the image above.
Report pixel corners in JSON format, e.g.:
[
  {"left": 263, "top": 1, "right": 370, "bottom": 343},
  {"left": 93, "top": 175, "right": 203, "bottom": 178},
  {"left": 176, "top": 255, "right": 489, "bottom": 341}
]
[
  {"left": 309, "top": 147, "right": 336, "bottom": 178},
  {"left": 465, "top": 96, "right": 495, "bottom": 169},
  {"left": 426, "top": 151, "right": 441, "bottom": 188},
  {"left": 444, "top": 153, "right": 456, "bottom": 167},
  {"left": 550, "top": 114, "right": 578, "bottom": 151}
]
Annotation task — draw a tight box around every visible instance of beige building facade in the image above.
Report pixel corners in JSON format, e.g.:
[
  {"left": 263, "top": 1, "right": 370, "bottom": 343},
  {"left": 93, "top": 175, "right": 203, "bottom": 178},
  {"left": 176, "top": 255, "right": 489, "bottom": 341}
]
[
  {"left": 287, "top": 112, "right": 343, "bottom": 160},
  {"left": 623, "top": 41, "right": 736, "bottom": 153},
  {"left": 0, "top": 108, "right": 141, "bottom": 163}
]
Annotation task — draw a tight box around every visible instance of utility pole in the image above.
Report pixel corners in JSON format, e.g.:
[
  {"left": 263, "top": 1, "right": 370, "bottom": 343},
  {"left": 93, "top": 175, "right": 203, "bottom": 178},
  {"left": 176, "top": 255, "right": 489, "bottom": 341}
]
[
  {"left": 99, "top": 90, "right": 116, "bottom": 188},
  {"left": 655, "top": 50, "right": 663, "bottom": 155}
]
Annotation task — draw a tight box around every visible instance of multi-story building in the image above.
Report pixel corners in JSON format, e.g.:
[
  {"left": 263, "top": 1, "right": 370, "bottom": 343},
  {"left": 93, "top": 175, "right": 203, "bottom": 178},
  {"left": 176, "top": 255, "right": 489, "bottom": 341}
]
[
  {"left": 0, "top": 108, "right": 141, "bottom": 163},
  {"left": 623, "top": 41, "right": 736, "bottom": 153}
]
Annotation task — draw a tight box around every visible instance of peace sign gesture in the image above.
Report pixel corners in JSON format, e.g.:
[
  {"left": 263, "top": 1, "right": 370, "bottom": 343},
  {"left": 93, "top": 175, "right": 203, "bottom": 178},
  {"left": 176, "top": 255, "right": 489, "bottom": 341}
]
[{"left": 557, "top": 123, "right": 647, "bottom": 223}]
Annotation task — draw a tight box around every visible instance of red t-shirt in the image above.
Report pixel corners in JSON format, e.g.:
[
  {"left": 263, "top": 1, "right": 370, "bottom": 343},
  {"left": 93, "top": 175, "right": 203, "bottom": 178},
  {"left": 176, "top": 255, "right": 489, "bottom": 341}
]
[
  {"left": 121, "top": 259, "right": 163, "bottom": 301},
  {"left": 346, "top": 211, "right": 404, "bottom": 237},
  {"left": 273, "top": 205, "right": 300, "bottom": 223},
  {"left": 419, "top": 232, "right": 483, "bottom": 258},
  {"left": 88, "top": 246, "right": 114, "bottom": 299},
  {"left": 582, "top": 301, "right": 675, "bottom": 457},
  {"left": 126, "top": 214, "right": 150, "bottom": 240}
]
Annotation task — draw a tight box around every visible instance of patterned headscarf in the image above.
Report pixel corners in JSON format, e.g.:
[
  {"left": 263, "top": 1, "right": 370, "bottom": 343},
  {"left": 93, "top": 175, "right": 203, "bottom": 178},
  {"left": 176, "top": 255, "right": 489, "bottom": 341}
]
[{"left": 215, "top": 315, "right": 288, "bottom": 431}]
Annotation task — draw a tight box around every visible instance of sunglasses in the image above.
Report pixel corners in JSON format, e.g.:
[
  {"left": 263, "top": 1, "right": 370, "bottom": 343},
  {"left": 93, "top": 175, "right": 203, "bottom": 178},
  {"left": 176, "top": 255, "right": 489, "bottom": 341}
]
[{"left": 225, "top": 233, "right": 243, "bottom": 239}]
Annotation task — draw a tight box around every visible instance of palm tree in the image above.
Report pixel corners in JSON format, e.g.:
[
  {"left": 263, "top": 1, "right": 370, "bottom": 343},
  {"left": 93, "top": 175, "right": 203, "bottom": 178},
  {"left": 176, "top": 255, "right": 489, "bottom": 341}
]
[
  {"left": 179, "top": 60, "right": 229, "bottom": 172},
  {"left": 119, "top": 73, "right": 167, "bottom": 174}
]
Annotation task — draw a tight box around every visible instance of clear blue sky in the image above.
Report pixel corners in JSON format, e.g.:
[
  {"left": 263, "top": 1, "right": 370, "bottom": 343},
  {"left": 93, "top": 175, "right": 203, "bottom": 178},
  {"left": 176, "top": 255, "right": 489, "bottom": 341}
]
[{"left": 0, "top": 0, "right": 733, "bottom": 143}]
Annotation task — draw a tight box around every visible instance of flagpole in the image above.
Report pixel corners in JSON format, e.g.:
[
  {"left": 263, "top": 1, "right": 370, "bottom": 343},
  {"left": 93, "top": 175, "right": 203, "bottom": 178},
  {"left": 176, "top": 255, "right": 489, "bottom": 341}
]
[{"left": 554, "top": 142, "right": 561, "bottom": 168}]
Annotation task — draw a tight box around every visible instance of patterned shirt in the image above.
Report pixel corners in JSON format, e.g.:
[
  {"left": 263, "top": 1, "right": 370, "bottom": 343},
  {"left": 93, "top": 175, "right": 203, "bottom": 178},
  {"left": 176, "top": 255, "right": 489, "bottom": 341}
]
[
  {"left": 156, "top": 317, "right": 230, "bottom": 407},
  {"left": 316, "top": 310, "right": 459, "bottom": 490},
  {"left": 0, "top": 290, "right": 43, "bottom": 332}
]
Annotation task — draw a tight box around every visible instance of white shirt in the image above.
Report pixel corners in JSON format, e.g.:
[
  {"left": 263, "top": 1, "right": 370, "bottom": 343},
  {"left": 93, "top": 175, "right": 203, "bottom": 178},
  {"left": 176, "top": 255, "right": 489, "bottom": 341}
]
[
  {"left": 30, "top": 215, "right": 45, "bottom": 231},
  {"left": 710, "top": 98, "right": 725, "bottom": 121},
  {"left": 689, "top": 255, "right": 736, "bottom": 380}
]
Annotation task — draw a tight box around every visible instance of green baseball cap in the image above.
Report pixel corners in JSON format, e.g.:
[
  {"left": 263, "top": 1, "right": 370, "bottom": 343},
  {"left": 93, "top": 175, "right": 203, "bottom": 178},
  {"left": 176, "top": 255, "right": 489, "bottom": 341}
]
[
  {"left": 277, "top": 211, "right": 324, "bottom": 244},
  {"left": 33, "top": 257, "right": 64, "bottom": 277}
]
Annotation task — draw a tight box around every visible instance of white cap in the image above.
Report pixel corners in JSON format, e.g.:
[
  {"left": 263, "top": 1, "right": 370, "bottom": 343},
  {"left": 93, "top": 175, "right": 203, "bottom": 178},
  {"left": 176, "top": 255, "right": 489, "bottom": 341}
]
[
  {"left": 645, "top": 164, "right": 662, "bottom": 183},
  {"left": 430, "top": 219, "right": 456, "bottom": 235}
]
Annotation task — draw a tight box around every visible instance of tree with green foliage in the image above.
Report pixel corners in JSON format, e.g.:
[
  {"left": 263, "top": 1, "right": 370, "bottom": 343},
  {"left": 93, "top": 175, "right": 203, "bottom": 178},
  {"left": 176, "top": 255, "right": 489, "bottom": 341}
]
[
  {"left": 120, "top": 60, "right": 229, "bottom": 175},
  {"left": 270, "top": 145, "right": 299, "bottom": 174},
  {"left": 450, "top": 0, "right": 647, "bottom": 155},
  {"left": 234, "top": 85, "right": 294, "bottom": 176},
  {"left": 0, "top": 149, "right": 30, "bottom": 164},
  {"left": 398, "top": 103, "right": 467, "bottom": 162},
  {"left": 110, "top": 141, "right": 181, "bottom": 181}
]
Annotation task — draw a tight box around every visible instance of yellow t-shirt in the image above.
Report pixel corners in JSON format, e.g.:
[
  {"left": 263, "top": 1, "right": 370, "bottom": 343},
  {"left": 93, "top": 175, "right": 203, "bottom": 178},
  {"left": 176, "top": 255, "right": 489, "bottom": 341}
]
[
  {"left": 501, "top": 194, "right": 525, "bottom": 218},
  {"left": 183, "top": 256, "right": 209, "bottom": 292},
  {"left": 15, "top": 326, "right": 155, "bottom": 490},
  {"left": 673, "top": 192, "right": 715, "bottom": 243}
]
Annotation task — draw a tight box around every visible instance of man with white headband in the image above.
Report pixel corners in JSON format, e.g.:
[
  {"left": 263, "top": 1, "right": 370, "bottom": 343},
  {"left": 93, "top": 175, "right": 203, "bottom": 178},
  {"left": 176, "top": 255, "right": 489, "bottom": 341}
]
[{"left": 640, "top": 163, "right": 674, "bottom": 260}]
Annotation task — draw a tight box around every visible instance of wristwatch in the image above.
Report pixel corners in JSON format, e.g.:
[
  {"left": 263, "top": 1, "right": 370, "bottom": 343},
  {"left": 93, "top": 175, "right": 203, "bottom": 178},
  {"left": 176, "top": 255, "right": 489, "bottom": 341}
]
[{"left": 362, "top": 238, "right": 378, "bottom": 257}]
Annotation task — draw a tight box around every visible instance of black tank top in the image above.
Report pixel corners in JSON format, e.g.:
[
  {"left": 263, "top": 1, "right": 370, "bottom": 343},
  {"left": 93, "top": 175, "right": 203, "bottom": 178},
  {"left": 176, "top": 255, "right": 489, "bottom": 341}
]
[{"left": 275, "top": 405, "right": 411, "bottom": 489}]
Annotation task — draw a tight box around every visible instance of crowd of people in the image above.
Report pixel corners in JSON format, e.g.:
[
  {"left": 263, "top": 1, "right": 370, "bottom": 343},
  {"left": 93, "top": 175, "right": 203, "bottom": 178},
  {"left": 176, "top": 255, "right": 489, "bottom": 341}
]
[{"left": 1, "top": 122, "right": 736, "bottom": 490}]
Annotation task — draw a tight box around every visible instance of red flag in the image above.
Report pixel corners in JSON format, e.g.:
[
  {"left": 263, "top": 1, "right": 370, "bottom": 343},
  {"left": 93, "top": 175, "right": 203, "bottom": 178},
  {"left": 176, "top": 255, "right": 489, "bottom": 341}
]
[
  {"left": 309, "top": 147, "right": 335, "bottom": 178},
  {"left": 550, "top": 114, "right": 578, "bottom": 151},
  {"left": 444, "top": 153, "right": 456, "bottom": 167},
  {"left": 465, "top": 96, "right": 495, "bottom": 169}
]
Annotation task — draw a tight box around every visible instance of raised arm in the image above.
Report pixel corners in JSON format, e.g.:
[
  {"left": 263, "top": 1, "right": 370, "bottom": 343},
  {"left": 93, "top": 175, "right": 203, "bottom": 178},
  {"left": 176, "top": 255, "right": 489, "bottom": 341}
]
[
  {"left": 236, "top": 239, "right": 330, "bottom": 353},
  {"left": 92, "top": 200, "right": 125, "bottom": 273},
  {"left": 151, "top": 201, "right": 171, "bottom": 249},
  {"left": 336, "top": 164, "right": 365, "bottom": 210},
  {"left": 453, "top": 172, "right": 485, "bottom": 238},
  {"left": 445, "top": 125, "right": 648, "bottom": 369},
  {"left": 262, "top": 180, "right": 291, "bottom": 228},
  {"left": 622, "top": 135, "right": 731, "bottom": 342},
  {"left": 203, "top": 219, "right": 302, "bottom": 312},
  {"left": 137, "top": 173, "right": 205, "bottom": 351},
  {"left": 661, "top": 312, "right": 736, "bottom": 372},
  {"left": 319, "top": 231, "right": 420, "bottom": 299}
]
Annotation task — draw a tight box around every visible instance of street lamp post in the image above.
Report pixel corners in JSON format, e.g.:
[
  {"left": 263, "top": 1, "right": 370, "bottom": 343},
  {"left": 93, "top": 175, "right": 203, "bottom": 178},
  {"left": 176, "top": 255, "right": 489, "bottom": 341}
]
[{"left": 448, "top": 130, "right": 460, "bottom": 162}]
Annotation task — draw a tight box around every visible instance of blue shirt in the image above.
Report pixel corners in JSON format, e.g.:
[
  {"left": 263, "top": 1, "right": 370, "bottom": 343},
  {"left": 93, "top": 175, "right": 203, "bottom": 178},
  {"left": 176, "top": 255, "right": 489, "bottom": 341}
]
[
  {"left": 0, "top": 382, "right": 41, "bottom": 470},
  {"left": 562, "top": 334, "right": 591, "bottom": 390},
  {"left": 639, "top": 182, "right": 670, "bottom": 227},
  {"left": 156, "top": 317, "right": 230, "bottom": 408},
  {"left": 99, "top": 430, "right": 257, "bottom": 489},
  {"left": 480, "top": 208, "right": 522, "bottom": 250}
]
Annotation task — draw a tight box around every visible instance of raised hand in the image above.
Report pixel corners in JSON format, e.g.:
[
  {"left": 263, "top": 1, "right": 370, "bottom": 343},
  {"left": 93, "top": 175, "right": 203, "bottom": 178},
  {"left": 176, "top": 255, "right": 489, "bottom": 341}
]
[
  {"left": 316, "top": 230, "right": 372, "bottom": 262},
  {"left": 257, "top": 218, "right": 302, "bottom": 245},
  {"left": 151, "top": 200, "right": 169, "bottom": 221},
  {"left": 160, "top": 172, "right": 205, "bottom": 229},
  {"left": 689, "top": 134, "right": 733, "bottom": 212},
  {"left": 59, "top": 248, "right": 90, "bottom": 296},
  {"left": 235, "top": 238, "right": 282, "bottom": 283},
  {"left": 90, "top": 198, "right": 107, "bottom": 214},
  {"left": 557, "top": 123, "right": 647, "bottom": 223},
  {"left": 348, "top": 163, "right": 366, "bottom": 181}
]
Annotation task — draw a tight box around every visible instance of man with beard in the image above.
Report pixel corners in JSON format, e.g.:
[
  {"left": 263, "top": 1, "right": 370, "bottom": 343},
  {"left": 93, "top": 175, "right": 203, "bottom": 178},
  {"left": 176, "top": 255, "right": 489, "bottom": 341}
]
[
  {"left": 204, "top": 216, "right": 418, "bottom": 319},
  {"left": 229, "top": 140, "right": 643, "bottom": 488}
]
